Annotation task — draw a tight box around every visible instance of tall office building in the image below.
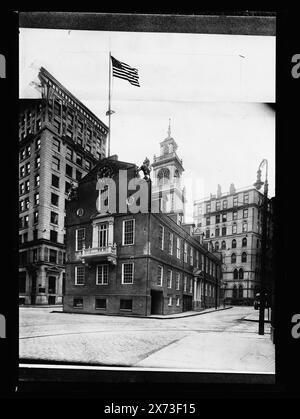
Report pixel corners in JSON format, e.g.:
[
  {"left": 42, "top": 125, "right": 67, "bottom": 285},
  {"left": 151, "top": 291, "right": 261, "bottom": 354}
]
[
  {"left": 19, "top": 67, "right": 108, "bottom": 305},
  {"left": 193, "top": 183, "right": 273, "bottom": 305}
]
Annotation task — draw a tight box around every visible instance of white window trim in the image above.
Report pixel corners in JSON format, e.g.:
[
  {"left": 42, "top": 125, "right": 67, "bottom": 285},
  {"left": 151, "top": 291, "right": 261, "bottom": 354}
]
[
  {"left": 122, "top": 219, "right": 135, "bottom": 246},
  {"left": 167, "top": 270, "right": 172, "bottom": 289},
  {"left": 168, "top": 296, "right": 172, "bottom": 306},
  {"left": 121, "top": 262, "right": 134, "bottom": 284},
  {"left": 96, "top": 264, "right": 108, "bottom": 285},
  {"left": 176, "top": 297, "right": 180, "bottom": 307},
  {"left": 75, "top": 228, "right": 85, "bottom": 251},
  {"left": 190, "top": 248, "right": 193, "bottom": 266},
  {"left": 176, "top": 273, "right": 180, "bottom": 291},
  {"left": 176, "top": 238, "right": 181, "bottom": 259},
  {"left": 157, "top": 265, "right": 163, "bottom": 287},
  {"left": 159, "top": 225, "right": 164, "bottom": 250},
  {"left": 75, "top": 266, "right": 85, "bottom": 286},
  {"left": 184, "top": 276, "right": 187, "bottom": 292},
  {"left": 169, "top": 232, "right": 173, "bottom": 255}
]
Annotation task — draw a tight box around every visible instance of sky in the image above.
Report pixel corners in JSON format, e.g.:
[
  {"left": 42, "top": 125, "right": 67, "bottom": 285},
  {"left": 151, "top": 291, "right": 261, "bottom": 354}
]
[{"left": 19, "top": 28, "right": 275, "bottom": 222}]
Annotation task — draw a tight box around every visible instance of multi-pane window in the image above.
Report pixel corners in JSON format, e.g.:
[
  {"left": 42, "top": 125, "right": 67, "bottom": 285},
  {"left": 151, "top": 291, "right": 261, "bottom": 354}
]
[
  {"left": 73, "top": 298, "right": 83, "bottom": 308},
  {"left": 206, "top": 229, "right": 210, "bottom": 239},
  {"left": 184, "top": 242, "right": 188, "bottom": 263},
  {"left": 242, "top": 252, "right": 247, "bottom": 263},
  {"left": 216, "top": 214, "right": 220, "bottom": 224},
  {"left": 176, "top": 238, "right": 181, "bottom": 259},
  {"left": 35, "top": 156, "right": 40, "bottom": 169},
  {"left": 50, "top": 230, "right": 58, "bottom": 243},
  {"left": 222, "top": 226, "right": 227, "bottom": 236},
  {"left": 51, "top": 193, "right": 59, "bottom": 206},
  {"left": 221, "top": 241, "right": 226, "bottom": 250},
  {"left": 24, "top": 215, "right": 29, "bottom": 228},
  {"left": 35, "top": 174, "right": 40, "bottom": 187},
  {"left": 168, "top": 232, "right": 173, "bottom": 255},
  {"left": 233, "top": 196, "right": 238, "bottom": 206},
  {"left": 123, "top": 219, "right": 135, "bottom": 245},
  {"left": 206, "top": 204, "right": 211, "bottom": 213},
  {"left": 168, "top": 296, "right": 172, "bottom": 306},
  {"left": 66, "top": 147, "right": 73, "bottom": 160},
  {"left": 243, "top": 209, "right": 248, "bottom": 218},
  {"left": 242, "top": 222, "right": 248, "bottom": 232},
  {"left": 98, "top": 223, "right": 108, "bottom": 247},
  {"left": 206, "top": 216, "right": 210, "bottom": 226},
  {"left": 85, "top": 160, "right": 91, "bottom": 171},
  {"left": 25, "top": 197, "right": 30, "bottom": 210},
  {"left": 75, "top": 266, "right": 85, "bottom": 285},
  {"left": 167, "top": 270, "right": 172, "bottom": 288},
  {"left": 196, "top": 251, "right": 199, "bottom": 268},
  {"left": 215, "top": 227, "right": 220, "bottom": 237},
  {"left": 52, "top": 138, "right": 61, "bottom": 152},
  {"left": 25, "top": 180, "right": 30, "bottom": 193},
  {"left": 243, "top": 193, "right": 249, "bottom": 204},
  {"left": 52, "top": 156, "right": 60, "bottom": 171},
  {"left": 222, "top": 213, "right": 227, "bottom": 222},
  {"left": 175, "top": 273, "right": 180, "bottom": 290},
  {"left": 26, "top": 146, "right": 31, "bottom": 157},
  {"left": 33, "top": 211, "right": 39, "bottom": 224},
  {"left": 158, "top": 225, "right": 164, "bottom": 250},
  {"left": 19, "top": 200, "right": 24, "bottom": 212},
  {"left": 50, "top": 211, "right": 58, "bottom": 225},
  {"left": 232, "top": 239, "right": 237, "bottom": 248},
  {"left": 95, "top": 298, "right": 106, "bottom": 310},
  {"left": 96, "top": 265, "right": 108, "bottom": 285},
  {"left": 216, "top": 201, "right": 221, "bottom": 211},
  {"left": 190, "top": 247, "right": 193, "bottom": 266},
  {"left": 76, "top": 154, "right": 82, "bottom": 166},
  {"left": 122, "top": 263, "right": 134, "bottom": 284},
  {"left": 35, "top": 138, "right": 41, "bottom": 150},
  {"left": 189, "top": 278, "right": 193, "bottom": 293},
  {"left": 231, "top": 253, "right": 236, "bottom": 264},
  {"left": 176, "top": 297, "right": 180, "bottom": 307},
  {"left": 52, "top": 174, "right": 59, "bottom": 188},
  {"left": 157, "top": 265, "right": 163, "bottom": 286},
  {"left": 232, "top": 224, "right": 237, "bottom": 234},
  {"left": 34, "top": 193, "right": 39, "bottom": 205},
  {"left": 120, "top": 299, "right": 132, "bottom": 311},
  {"left": 76, "top": 228, "right": 85, "bottom": 251},
  {"left": 76, "top": 170, "right": 82, "bottom": 181},
  {"left": 242, "top": 237, "right": 247, "bottom": 247},
  {"left": 25, "top": 162, "right": 30, "bottom": 175},
  {"left": 184, "top": 276, "right": 187, "bottom": 292},
  {"left": 20, "top": 183, "right": 25, "bottom": 195},
  {"left": 49, "top": 249, "right": 57, "bottom": 263},
  {"left": 20, "top": 149, "right": 26, "bottom": 160},
  {"left": 223, "top": 200, "right": 228, "bottom": 209},
  {"left": 65, "top": 181, "right": 71, "bottom": 194},
  {"left": 20, "top": 166, "right": 25, "bottom": 177},
  {"left": 66, "top": 164, "right": 73, "bottom": 178},
  {"left": 233, "top": 210, "right": 238, "bottom": 220},
  {"left": 86, "top": 144, "right": 91, "bottom": 153}
]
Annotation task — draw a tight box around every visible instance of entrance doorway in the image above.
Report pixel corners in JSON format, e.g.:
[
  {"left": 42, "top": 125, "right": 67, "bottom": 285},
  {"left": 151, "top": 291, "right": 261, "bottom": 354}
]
[
  {"left": 48, "top": 276, "right": 56, "bottom": 294},
  {"left": 182, "top": 295, "right": 193, "bottom": 312},
  {"left": 150, "top": 290, "right": 163, "bottom": 315},
  {"left": 48, "top": 296, "right": 56, "bottom": 305}
]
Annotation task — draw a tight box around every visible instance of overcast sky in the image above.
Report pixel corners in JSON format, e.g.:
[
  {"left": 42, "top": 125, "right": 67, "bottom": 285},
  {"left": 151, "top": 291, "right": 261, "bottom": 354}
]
[{"left": 19, "top": 28, "right": 275, "bottom": 221}]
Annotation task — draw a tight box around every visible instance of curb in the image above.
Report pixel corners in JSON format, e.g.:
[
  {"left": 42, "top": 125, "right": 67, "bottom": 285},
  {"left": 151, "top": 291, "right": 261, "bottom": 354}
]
[{"left": 51, "top": 306, "right": 234, "bottom": 319}]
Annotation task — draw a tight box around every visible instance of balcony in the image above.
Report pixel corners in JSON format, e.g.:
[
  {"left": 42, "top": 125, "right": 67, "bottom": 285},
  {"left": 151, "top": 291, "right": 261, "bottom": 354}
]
[{"left": 78, "top": 245, "right": 117, "bottom": 265}]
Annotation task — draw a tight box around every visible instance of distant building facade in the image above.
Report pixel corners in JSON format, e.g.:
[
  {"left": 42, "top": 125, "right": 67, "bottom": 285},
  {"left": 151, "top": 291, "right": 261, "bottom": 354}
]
[
  {"left": 63, "top": 154, "right": 222, "bottom": 316},
  {"left": 193, "top": 183, "right": 273, "bottom": 305},
  {"left": 19, "top": 67, "right": 108, "bottom": 305}
]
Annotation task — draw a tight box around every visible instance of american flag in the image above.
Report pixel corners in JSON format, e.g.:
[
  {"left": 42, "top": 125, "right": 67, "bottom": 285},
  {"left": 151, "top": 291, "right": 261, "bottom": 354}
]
[{"left": 111, "top": 55, "right": 140, "bottom": 87}]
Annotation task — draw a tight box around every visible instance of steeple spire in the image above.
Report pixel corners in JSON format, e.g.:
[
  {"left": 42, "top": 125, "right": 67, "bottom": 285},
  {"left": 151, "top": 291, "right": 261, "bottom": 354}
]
[{"left": 167, "top": 118, "right": 171, "bottom": 138}]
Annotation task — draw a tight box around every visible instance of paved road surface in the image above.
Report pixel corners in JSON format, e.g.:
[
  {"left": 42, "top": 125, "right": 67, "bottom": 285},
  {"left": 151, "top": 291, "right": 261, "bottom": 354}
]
[{"left": 19, "top": 306, "right": 274, "bottom": 373}]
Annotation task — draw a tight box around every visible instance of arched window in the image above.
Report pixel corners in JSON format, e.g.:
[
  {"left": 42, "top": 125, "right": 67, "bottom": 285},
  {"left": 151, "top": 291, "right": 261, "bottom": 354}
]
[
  {"left": 242, "top": 252, "right": 247, "bottom": 263},
  {"left": 157, "top": 168, "right": 170, "bottom": 185},
  {"left": 221, "top": 240, "right": 226, "bottom": 250},
  {"left": 232, "top": 239, "right": 236, "bottom": 248},
  {"left": 232, "top": 285, "right": 237, "bottom": 299},
  {"left": 238, "top": 285, "right": 243, "bottom": 299},
  {"left": 215, "top": 241, "right": 219, "bottom": 251},
  {"left": 233, "top": 268, "right": 238, "bottom": 279},
  {"left": 242, "top": 237, "right": 247, "bottom": 247},
  {"left": 239, "top": 268, "right": 244, "bottom": 279},
  {"left": 174, "top": 169, "right": 180, "bottom": 183},
  {"left": 231, "top": 253, "right": 236, "bottom": 263}
]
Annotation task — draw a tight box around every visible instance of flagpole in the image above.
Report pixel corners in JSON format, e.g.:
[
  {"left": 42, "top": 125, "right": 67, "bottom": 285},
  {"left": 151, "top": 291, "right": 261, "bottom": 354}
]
[{"left": 108, "top": 51, "right": 111, "bottom": 157}]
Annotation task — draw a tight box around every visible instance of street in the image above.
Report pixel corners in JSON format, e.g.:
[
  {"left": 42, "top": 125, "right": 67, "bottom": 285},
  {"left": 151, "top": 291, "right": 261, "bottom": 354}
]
[{"left": 19, "top": 306, "right": 275, "bottom": 373}]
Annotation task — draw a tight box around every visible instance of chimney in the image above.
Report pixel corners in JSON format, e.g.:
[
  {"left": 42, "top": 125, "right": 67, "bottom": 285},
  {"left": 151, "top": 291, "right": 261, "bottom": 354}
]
[{"left": 217, "top": 184, "right": 222, "bottom": 198}]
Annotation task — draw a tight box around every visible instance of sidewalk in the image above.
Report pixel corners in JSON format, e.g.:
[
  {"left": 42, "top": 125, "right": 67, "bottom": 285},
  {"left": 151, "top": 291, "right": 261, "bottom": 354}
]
[
  {"left": 242, "top": 308, "right": 271, "bottom": 323},
  {"left": 148, "top": 306, "right": 233, "bottom": 320}
]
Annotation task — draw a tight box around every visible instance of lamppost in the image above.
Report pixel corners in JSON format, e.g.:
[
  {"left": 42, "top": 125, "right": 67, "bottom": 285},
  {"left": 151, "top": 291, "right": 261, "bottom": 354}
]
[
  {"left": 253, "top": 159, "right": 269, "bottom": 335},
  {"left": 222, "top": 281, "right": 228, "bottom": 308}
]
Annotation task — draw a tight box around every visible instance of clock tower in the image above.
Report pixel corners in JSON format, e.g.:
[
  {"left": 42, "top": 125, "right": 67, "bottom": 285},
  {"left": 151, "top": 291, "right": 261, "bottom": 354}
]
[{"left": 151, "top": 120, "right": 185, "bottom": 221}]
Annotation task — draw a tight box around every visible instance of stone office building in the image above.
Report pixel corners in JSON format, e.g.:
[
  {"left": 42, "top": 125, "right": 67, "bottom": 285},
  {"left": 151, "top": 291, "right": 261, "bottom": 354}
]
[
  {"left": 19, "top": 67, "right": 108, "bottom": 305},
  {"left": 63, "top": 154, "right": 222, "bottom": 316},
  {"left": 193, "top": 183, "right": 274, "bottom": 305}
]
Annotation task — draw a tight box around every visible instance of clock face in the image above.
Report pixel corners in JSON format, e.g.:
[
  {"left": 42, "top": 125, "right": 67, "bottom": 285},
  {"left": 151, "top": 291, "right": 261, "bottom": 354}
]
[{"left": 76, "top": 208, "right": 84, "bottom": 217}]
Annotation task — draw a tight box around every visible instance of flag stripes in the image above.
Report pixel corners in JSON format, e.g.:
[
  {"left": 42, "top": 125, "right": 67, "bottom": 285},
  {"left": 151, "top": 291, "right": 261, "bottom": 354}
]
[{"left": 111, "top": 55, "right": 140, "bottom": 87}]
